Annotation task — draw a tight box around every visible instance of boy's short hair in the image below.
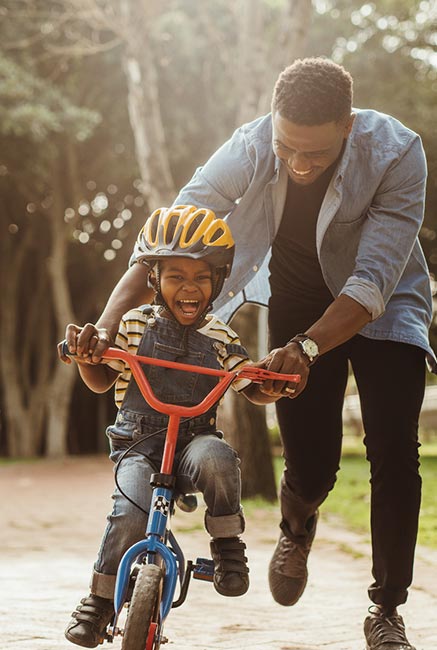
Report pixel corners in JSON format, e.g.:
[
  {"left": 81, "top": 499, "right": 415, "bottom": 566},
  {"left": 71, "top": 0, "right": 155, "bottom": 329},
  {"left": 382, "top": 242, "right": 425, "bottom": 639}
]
[{"left": 272, "top": 57, "right": 353, "bottom": 125}]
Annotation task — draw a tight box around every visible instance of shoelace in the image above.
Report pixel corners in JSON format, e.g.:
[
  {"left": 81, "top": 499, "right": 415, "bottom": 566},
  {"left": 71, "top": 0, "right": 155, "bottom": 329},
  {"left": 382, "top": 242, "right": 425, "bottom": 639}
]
[{"left": 368, "top": 615, "right": 411, "bottom": 646}]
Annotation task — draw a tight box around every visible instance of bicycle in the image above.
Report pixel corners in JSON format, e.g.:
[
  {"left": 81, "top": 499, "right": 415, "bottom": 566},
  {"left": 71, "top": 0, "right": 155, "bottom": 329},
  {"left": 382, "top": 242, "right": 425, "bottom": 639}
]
[{"left": 62, "top": 342, "right": 299, "bottom": 650}]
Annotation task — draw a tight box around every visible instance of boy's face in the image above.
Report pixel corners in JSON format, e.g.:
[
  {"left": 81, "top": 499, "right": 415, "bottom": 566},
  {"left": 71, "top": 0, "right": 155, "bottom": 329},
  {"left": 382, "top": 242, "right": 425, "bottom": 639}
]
[{"left": 157, "top": 257, "right": 213, "bottom": 325}]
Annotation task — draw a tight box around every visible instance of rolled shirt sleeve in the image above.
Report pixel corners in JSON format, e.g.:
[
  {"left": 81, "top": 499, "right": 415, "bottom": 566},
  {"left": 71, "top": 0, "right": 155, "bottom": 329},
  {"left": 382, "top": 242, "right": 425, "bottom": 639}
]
[{"left": 339, "top": 135, "right": 427, "bottom": 321}]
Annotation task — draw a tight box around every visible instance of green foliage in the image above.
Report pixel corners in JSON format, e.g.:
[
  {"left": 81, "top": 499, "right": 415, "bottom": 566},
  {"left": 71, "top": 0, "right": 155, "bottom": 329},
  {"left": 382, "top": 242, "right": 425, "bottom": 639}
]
[{"left": 0, "top": 55, "right": 100, "bottom": 142}]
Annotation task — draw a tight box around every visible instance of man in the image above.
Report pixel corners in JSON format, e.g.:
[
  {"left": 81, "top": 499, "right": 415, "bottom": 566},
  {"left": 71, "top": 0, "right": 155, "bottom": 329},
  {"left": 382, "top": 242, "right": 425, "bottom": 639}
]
[{"left": 62, "top": 58, "right": 435, "bottom": 650}]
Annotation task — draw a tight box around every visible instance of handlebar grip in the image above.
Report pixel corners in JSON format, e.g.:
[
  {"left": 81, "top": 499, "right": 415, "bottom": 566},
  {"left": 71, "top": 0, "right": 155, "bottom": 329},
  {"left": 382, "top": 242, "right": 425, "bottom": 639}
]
[{"left": 61, "top": 340, "right": 74, "bottom": 356}]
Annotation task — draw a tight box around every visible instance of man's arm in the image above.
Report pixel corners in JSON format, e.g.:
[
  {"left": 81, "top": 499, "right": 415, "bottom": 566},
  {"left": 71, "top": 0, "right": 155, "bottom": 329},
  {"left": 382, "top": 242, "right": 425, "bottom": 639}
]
[
  {"left": 95, "top": 263, "right": 153, "bottom": 338},
  {"left": 58, "top": 263, "right": 153, "bottom": 363},
  {"left": 259, "top": 294, "right": 371, "bottom": 397}
]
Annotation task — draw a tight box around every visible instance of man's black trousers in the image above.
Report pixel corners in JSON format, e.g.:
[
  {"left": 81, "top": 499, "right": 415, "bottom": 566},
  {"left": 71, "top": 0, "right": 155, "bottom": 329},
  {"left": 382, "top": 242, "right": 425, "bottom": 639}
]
[{"left": 269, "top": 318, "right": 426, "bottom": 610}]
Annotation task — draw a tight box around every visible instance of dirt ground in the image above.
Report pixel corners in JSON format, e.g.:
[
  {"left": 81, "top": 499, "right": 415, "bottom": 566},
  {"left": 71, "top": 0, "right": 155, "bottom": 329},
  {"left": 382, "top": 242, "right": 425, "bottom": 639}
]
[{"left": 1, "top": 455, "right": 436, "bottom": 650}]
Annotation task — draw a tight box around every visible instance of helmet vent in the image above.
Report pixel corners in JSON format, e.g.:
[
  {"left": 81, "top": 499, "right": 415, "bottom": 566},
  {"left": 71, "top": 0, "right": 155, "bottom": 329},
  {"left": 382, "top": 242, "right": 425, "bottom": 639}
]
[
  {"left": 166, "top": 215, "right": 179, "bottom": 243},
  {"left": 149, "top": 217, "right": 159, "bottom": 243},
  {"left": 209, "top": 228, "right": 224, "bottom": 242},
  {"left": 186, "top": 215, "right": 204, "bottom": 241}
]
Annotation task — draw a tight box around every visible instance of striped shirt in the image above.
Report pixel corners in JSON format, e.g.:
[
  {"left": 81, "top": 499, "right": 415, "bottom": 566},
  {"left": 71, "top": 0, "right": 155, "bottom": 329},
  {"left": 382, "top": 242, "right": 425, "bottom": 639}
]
[{"left": 107, "top": 306, "right": 251, "bottom": 408}]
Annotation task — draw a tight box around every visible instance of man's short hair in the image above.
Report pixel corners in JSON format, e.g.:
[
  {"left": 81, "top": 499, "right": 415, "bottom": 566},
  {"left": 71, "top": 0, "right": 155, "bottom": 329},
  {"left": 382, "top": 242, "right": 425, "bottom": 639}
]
[{"left": 272, "top": 57, "right": 353, "bottom": 125}]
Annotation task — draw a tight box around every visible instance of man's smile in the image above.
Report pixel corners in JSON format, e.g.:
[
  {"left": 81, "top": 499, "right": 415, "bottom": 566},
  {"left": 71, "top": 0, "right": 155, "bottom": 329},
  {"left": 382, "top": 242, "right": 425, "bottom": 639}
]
[{"left": 291, "top": 168, "right": 312, "bottom": 176}]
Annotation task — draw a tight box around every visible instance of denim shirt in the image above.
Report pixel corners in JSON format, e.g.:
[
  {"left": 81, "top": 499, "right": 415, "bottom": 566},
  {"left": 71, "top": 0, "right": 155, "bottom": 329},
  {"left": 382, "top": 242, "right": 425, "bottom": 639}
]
[{"left": 169, "top": 110, "right": 435, "bottom": 368}]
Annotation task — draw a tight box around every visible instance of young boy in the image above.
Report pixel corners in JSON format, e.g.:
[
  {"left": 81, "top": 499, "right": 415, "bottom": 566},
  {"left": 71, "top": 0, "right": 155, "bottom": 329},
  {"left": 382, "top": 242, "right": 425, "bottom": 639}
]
[{"left": 64, "top": 205, "right": 290, "bottom": 648}]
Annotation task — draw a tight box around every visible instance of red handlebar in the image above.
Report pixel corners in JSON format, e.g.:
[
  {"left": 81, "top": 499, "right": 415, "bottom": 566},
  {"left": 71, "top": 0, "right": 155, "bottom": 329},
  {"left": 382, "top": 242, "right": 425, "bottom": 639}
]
[
  {"left": 63, "top": 343, "right": 300, "bottom": 475},
  {"left": 102, "top": 347, "right": 300, "bottom": 418}
]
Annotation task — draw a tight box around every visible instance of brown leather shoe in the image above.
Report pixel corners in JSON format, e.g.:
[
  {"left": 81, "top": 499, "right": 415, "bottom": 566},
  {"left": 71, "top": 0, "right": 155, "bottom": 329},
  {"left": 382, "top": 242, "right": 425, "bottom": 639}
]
[
  {"left": 268, "top": 511, "right": 318, "bottom": 606},
  {"left": 364, "top": 607, "right": 416, "bottom": 650},
  {"left": 65, "top": 594, "right": 114, "bottom": 648}
]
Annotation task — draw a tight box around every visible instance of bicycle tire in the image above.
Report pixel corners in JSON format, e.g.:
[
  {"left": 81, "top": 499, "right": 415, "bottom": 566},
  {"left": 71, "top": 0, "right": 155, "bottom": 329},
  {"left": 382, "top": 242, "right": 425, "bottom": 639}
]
[{"left": 122, "top": 563, "right": 163, "bottom": 650}]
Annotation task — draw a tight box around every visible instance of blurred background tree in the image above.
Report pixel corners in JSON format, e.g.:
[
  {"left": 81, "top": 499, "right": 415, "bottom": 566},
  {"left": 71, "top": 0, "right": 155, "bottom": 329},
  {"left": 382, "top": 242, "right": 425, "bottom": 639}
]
[{"left": 1, "top": 1, "right": 436, "bottom": 495}]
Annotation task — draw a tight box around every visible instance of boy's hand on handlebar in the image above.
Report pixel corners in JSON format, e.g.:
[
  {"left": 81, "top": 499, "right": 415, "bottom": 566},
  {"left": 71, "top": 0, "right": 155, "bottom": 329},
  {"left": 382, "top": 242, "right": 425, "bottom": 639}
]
[
  {"left": 257, "top": 343, "right": 309, "bottom": 398},
  {"left": 57, "top": 323, "right": 112, "bottom": 365}
]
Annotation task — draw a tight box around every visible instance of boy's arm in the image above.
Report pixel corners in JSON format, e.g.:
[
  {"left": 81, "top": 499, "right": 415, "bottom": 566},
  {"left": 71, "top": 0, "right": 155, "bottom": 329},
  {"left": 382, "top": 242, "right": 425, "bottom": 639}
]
[{"left": 73, "top": 357, "right": 119, "bottom": 393}]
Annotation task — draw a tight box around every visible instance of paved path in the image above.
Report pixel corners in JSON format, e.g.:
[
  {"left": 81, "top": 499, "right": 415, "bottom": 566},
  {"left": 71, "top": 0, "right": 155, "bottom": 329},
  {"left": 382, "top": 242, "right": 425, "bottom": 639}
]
[{"left": 1, "top": 456, "right": 436, "bottom": 649}]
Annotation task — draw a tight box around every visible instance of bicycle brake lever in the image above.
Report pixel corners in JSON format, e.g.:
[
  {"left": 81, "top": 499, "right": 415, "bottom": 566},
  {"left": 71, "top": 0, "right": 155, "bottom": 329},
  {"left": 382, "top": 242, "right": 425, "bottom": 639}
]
[{"left": 238, "top": 366, "right": 300, "bottom": 384}]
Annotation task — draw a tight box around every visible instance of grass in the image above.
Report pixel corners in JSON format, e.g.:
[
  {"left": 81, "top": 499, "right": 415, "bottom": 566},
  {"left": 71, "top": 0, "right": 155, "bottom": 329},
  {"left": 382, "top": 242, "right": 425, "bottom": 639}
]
[{"left": 270, "top": 437, "right": 437, "bottom": 549}]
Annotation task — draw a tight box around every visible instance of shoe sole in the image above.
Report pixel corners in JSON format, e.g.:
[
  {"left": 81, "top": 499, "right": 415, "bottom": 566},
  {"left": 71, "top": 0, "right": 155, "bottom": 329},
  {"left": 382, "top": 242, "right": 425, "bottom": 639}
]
[
  {"left": 268, "top": 572, "right": 308, "bottom": 606},
  {"left": 64, "top": 629, "right": 102, "bottom": 648},
  {"left": 213, "top": 579, "right": 249, "bottom": 597}
]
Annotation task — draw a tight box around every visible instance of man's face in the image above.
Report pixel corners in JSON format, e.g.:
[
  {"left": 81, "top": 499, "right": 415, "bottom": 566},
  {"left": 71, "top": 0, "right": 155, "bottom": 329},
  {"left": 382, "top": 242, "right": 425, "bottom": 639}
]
[
  {"left": 272, "top": 110, "right": 355, "bottom": 186},
  {"left": 156, "top": 257, "right": 213, "bottom": 326}
]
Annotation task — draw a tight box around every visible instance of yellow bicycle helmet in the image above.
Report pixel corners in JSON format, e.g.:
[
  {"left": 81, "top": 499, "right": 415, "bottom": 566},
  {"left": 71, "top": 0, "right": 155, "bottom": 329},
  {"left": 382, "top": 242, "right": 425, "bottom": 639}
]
[{"left": 136, "top": 205, "right": 235, "bottom": 312}]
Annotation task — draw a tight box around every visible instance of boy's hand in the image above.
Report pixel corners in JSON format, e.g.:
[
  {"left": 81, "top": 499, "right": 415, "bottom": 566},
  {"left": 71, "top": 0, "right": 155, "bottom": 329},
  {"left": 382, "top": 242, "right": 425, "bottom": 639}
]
[{"left": 58, "top": 323, "right": 112, "bottom": 364}]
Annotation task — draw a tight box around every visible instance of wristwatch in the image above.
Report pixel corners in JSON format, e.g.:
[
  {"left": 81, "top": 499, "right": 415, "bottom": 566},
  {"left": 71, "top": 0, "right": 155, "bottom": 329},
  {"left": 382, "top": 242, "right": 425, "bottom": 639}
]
[{"left": 288, "top": 334, "right": 319, "bottom": 366}]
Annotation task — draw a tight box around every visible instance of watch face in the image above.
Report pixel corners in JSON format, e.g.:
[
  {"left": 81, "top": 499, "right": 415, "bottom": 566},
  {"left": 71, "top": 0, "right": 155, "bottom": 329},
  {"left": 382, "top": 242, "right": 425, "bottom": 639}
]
[{"left": 302, "top": 338, "right": 319, "bottom": 359}]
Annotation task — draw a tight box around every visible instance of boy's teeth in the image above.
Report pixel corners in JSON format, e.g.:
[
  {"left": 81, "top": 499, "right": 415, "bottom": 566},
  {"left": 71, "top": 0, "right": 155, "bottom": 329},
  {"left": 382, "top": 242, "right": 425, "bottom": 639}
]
[{"left": 178, "top": 299, "right": 199, "bottom": 315}]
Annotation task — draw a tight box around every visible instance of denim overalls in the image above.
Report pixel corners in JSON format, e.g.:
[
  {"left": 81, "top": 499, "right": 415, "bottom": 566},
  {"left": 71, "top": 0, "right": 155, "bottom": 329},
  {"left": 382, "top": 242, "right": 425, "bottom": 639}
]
[{"left": 91, "top": 311, "right": 247, "bottom": 599}]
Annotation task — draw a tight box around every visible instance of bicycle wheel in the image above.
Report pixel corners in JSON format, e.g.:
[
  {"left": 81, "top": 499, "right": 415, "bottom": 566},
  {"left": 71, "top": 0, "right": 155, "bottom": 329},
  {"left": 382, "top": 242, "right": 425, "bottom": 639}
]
[{"left": 122, "top": 563, "right": 163, "bottom": 650}]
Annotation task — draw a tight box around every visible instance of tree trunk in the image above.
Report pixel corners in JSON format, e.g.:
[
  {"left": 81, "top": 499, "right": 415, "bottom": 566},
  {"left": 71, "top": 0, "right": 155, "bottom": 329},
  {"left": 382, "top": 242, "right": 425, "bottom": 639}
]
[
  {"left": 119, "top": 0, "right": 176, "bottom": 209},
  {"left": 235, "top": 0, "right": 267, "bottom": 125},
  {"left": 258, "top": 0, "right": 314, "bottom": 113},
  {"left": 44, "top": 159, "right": 77, "bottom": 457},
  {"left": 218, "top": 305, "right": 277, "bottom": 501},
  {"left": 0, "top": 145, "right": 80, "bottom": 458},
  {"left": 0, "top": 217, "right": 47, "bottom": 456},
  {"left": 281, "top": 0, "right": 313, "bottom": 64}
]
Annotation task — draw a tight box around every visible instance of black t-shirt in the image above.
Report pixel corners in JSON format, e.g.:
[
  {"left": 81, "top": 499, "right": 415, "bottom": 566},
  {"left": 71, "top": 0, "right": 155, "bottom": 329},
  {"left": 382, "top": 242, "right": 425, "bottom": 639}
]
[{"left": 268, "top": 158, "right": 340, "bottom": 331}]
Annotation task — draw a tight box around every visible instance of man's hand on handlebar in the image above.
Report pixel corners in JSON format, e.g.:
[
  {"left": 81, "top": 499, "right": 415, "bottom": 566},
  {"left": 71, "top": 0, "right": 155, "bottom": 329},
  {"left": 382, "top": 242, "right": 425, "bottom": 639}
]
[
  {"left": 256, "top": 342, "right": 310, "bottom": 398},
  {"left": 57, "top": 323, "right": 112, "bottom": 365}
]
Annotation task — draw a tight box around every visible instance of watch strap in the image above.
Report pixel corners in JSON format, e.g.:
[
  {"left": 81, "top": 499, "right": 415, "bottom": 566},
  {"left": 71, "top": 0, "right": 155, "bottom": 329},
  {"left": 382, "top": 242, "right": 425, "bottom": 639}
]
[{"left": 287, "top": 333, "right": 319, "bottom": 366}]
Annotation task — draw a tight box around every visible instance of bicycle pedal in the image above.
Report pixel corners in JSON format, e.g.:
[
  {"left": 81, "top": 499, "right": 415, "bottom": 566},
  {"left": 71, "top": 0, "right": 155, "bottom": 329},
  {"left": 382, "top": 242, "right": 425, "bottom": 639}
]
[{"left": 192, "top": 557, "right": 215, "bottom": 582}]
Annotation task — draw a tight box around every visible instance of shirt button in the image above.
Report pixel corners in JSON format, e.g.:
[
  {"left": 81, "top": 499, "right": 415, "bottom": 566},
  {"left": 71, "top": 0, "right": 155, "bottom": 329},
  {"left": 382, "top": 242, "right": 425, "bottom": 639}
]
[
  {"left": 209, "top": 418, "right": 215, "bottom": 426},
  {"left": 228, "top": 291, "right": 234, "bottom": 297},
  {"left": 253, "top": 265, "right": 258, "bottom": 272}
]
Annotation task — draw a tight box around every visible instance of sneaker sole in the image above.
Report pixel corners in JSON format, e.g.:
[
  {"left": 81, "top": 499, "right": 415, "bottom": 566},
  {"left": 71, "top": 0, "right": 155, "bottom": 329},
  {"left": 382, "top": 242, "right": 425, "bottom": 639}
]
[{"left": 64, "top": 629, "right": 103, "bottom": 648}]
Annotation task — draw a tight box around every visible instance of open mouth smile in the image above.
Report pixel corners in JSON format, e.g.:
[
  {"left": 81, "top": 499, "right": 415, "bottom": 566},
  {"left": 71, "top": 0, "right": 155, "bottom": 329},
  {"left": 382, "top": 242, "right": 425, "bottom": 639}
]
[{"left": 176, "top": 299, "right": 202, "bottom": 319}]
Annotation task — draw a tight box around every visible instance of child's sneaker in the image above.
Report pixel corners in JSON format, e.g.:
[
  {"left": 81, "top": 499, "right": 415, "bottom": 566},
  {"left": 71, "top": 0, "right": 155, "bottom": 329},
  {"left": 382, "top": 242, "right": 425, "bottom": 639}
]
[
  {"left": 65, "top": 594, "right": 114, "bottom": 648},
  {"left": 210, "top": 537, "right": 249, "bottom": 597}
]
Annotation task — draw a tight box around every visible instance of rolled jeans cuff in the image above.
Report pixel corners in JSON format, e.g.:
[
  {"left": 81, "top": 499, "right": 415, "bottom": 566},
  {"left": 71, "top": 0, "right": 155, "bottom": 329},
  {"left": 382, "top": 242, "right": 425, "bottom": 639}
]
[
  {"left": 204, "top": 508, "right": 245, "bottom": 538},
  {"left": 90, "top": 569, "right": 117, "bottom": 600}
]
